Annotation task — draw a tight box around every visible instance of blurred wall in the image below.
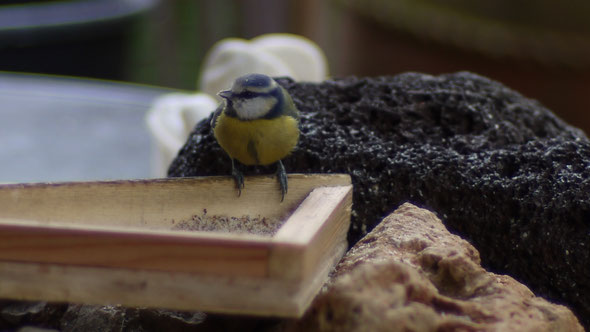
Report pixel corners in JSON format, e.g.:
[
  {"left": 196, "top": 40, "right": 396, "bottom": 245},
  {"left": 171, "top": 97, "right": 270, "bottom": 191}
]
[
  {"left": 0, "top": 0, "right": 158, "bottom": 80},
  {"left": 2, "top": 0, "right": 588, "bottom": 134},
  {"left": 131, "top": 0, "right": 590, "bottom": 134},
  {"left": 127, "top": 0, "right": 291, "bottom": 89},
  {"left": 293, "top": 0, "right": 590, "bottom": 135}
]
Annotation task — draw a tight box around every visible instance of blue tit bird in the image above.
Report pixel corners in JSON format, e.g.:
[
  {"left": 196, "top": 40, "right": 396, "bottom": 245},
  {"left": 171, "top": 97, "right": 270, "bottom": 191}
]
[{"left": 210, "top": 73, "right": 300, "bottom": 201}]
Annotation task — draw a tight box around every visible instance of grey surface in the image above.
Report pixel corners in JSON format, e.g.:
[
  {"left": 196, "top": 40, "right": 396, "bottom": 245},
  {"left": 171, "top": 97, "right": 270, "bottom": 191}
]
[{"left": 0, "top": 73, "right": 176, "bottom": 183}]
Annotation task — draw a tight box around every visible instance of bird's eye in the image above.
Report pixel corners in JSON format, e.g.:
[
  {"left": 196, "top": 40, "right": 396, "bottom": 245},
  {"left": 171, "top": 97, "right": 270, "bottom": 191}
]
[{"left": 239, "top": 91, "right": 256, "bottom": 99}]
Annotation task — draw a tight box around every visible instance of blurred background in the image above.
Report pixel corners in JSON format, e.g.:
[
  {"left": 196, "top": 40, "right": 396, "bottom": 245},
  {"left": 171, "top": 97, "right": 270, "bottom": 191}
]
[{"left": 1, "top": 0, "right": 589, "bottom": 181}]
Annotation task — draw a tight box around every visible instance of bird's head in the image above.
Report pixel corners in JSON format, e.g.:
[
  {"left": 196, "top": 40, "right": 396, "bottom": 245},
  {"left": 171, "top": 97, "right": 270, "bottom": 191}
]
[{"left": 218, "top": 73, "right": 281, "bottom": 120}]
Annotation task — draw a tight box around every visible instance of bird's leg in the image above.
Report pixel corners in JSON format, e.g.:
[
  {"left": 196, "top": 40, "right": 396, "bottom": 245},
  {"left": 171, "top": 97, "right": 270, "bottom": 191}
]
[
  {"left": 276, "top": 160, "right": 288, "bottom": 202},
  {"left": 231, "top": 158, "right": 245, "bottom": 196}
]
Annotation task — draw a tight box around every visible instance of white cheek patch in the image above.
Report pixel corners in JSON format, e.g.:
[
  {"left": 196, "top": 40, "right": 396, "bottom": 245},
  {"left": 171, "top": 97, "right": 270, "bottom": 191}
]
[{"left": 234, "top": 97, "right": 277, "bottom": 120}]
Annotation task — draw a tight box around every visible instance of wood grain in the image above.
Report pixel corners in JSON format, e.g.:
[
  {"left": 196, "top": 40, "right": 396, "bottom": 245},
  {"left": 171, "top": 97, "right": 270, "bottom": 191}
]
[
  {"left": 270, "top": 185, "right": 353, "bottom": 280},
  {"left": 0, "top": 174, "right": 350, "bottom": 228},
  {"left": 0, "top": 223, "right": 271, "bottom": 276},
  {"left": 0, "top": 174, "right": 353, "bottom": 317}
]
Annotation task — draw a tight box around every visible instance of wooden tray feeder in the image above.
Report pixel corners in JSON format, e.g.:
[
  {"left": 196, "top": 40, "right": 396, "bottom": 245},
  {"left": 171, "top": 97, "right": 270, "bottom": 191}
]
[{"left": 0, "top": 174, "right": 352, "bottom": 318}]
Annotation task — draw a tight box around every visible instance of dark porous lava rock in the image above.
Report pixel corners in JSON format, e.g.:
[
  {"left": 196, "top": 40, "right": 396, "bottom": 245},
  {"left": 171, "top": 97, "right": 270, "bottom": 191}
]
[
  {"left": 0, "top": 301, "right": 66, "bottom": 330},
  {"left": 168, "top": 72, "right": 590, "bottom": 328}
]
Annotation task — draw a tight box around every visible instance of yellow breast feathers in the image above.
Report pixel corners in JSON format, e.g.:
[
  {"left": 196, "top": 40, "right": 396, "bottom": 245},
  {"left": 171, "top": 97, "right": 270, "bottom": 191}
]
[{"left": 213, "top": 113, "right": 299, "bottom": 166}]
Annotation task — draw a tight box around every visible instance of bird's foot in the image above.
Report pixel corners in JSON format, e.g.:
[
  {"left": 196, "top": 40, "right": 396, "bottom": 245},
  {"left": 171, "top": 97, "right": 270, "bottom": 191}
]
[
  {"left": 231, "top": 159, "right": 245, "bottom": 196},
  {"left": 276, "top": 160, "right": 288, "bottom": 202}
]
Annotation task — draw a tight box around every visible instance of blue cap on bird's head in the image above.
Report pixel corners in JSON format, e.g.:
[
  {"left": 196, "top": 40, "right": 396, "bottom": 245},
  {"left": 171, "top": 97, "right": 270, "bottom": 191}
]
[
  {"left": 230, "top": 73, "right": 277, "bottom": 95},
  {"left": 237, "top": 73, "right": 272, "bottom": 88}
]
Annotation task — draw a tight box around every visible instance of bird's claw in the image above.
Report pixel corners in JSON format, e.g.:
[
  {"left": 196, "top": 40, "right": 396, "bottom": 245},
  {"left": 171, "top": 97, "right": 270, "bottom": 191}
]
[
  {"left": 231, "top": 159, "right": 288, "bottom": 201},
  {"left": 231, "top": 159, "right": 245, "bottom": 196},
  {"left": 276, "top": 160, "right": 288, "bottom": 202}
]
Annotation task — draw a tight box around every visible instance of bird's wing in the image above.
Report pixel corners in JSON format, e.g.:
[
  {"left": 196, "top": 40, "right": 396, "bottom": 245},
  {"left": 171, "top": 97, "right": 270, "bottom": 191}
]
[
  {"left": 210, "top": 103, "right": 224, "bottom": 128},
  {"left": 281, "top": 87, "right": 300, "bottom": 119}
]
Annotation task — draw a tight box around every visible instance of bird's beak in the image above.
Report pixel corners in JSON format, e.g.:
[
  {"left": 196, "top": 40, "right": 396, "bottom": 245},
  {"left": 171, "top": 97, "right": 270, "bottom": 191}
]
[{"left": 218, "top": 90, "right": 232, "bottom": 100}]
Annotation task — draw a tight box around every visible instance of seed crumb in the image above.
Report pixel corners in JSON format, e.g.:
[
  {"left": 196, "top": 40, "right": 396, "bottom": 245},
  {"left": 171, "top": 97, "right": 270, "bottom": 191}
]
[{"left": 172, "top": 211, "right": 285, "bottom": 237}]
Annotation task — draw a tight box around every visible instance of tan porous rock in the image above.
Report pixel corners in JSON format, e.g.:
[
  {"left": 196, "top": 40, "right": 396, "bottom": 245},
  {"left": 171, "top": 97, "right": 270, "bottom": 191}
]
[{"left": 287, "top": 203, "right": 583, "bottom": 332}]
